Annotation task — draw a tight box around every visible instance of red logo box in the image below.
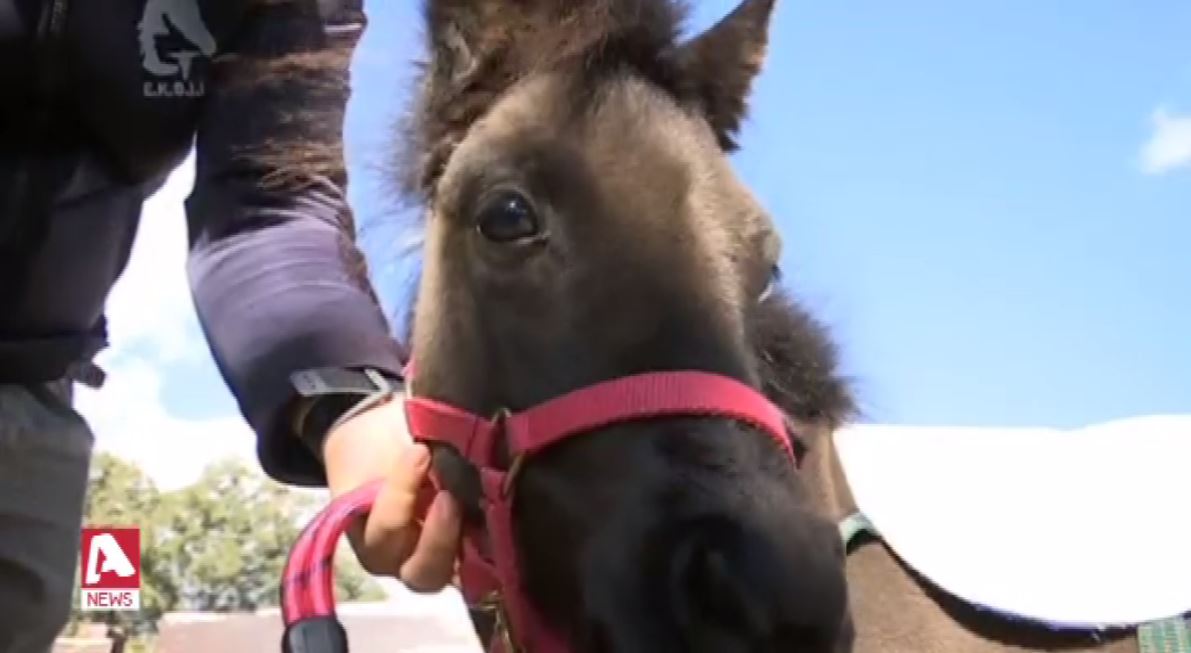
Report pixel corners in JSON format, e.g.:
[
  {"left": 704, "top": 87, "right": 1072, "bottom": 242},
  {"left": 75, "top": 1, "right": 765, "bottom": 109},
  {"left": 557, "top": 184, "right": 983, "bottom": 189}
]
[{"left": 80, "top": 527, "right": 141, "bottom": 611}]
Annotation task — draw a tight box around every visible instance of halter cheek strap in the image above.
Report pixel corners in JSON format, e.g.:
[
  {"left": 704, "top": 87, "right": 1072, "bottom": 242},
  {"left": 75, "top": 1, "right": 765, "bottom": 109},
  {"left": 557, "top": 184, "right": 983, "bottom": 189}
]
[{"left": 280, "top": 368, "right": 798, "bottom": 653}]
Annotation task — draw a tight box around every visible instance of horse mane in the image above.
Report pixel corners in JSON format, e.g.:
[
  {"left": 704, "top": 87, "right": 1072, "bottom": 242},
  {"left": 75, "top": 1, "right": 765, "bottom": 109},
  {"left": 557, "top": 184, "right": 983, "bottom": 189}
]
[{"left": 753, "top": 294, "right": 859, "bottom": 433}]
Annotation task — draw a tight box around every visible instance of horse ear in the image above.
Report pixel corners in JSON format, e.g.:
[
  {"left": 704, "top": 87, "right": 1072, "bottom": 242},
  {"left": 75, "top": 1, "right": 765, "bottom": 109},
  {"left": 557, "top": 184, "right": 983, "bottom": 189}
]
[
  {"left": 675, "top": 0, "right": 777, "bottom": 151},
  {"left": 422, "top": 0, "right": 498, "bottom": 86}
]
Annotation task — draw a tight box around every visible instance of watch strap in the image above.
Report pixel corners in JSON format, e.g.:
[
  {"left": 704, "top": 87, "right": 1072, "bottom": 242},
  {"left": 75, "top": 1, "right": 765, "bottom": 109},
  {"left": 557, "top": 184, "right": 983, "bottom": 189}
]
[
  {"left": 291, "top": 367, "right": 401, "bottom": 399},
  {"left": 289, "top": 367, "right": 404, "bottom": 460}
]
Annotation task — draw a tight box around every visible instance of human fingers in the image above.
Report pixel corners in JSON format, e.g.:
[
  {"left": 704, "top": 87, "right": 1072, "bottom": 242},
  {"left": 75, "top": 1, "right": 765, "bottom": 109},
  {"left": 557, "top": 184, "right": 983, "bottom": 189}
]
[
  {"left": 353, "top": 442, "right": 432, "bottom": 575},
  {"left": 399, "top": 489, "right": 463, "bottom": 592}
]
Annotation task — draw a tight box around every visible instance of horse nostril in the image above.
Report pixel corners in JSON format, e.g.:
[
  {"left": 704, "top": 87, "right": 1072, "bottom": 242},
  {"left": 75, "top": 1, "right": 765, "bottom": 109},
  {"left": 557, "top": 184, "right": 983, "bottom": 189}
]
[
  {"left": 671, "top": 530, "right": 767, "bottom": 634},
  {"left": 660, "top": 514, "right": 851, "bottom": 652}
]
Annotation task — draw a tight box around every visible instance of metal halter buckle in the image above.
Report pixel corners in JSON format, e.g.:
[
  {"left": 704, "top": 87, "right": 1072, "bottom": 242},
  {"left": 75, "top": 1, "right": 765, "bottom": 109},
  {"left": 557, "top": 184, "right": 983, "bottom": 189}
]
[
  {"left": 489, "top": 407, "right": 526, "bottom": 497},
  {"left": 478, "top": 591, "right": 520, "bottom": 652}
]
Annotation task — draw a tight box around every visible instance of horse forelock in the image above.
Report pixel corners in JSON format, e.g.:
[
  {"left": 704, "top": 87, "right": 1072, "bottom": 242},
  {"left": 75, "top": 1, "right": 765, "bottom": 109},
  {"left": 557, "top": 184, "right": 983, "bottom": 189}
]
[{"left": 389, "top": 0, "right": 695, "bottom": 207}]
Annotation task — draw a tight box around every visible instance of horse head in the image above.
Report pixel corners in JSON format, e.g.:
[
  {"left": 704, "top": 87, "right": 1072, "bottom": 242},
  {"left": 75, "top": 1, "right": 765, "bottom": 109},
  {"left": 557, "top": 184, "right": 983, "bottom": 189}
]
[{"left": 394, "top": 1, "right": 857, "bottom": 650}]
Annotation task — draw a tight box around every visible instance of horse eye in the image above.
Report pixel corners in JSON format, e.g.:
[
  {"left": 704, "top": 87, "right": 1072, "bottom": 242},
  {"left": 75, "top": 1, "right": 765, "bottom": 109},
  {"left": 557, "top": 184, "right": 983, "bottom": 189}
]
[
  {"left": 475, "top": 191, "right": 540, "bottom": 243},
  {"left": 758, "top": 264, "right": 782, "bottom": 303}
]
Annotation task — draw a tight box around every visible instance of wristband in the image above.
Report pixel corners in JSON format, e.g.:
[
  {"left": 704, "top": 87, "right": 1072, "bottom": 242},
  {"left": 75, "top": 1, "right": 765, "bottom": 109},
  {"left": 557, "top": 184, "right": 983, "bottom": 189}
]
[{"left": 289, "top": 367, "right": 403, "bottom": 460}]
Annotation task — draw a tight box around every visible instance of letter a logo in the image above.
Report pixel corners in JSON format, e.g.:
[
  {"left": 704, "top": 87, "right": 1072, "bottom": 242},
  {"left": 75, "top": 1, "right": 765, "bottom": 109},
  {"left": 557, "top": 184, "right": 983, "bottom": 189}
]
[
  {"left": 84, "top": 533, "right": 136, "bottom": 584},
  {"left": 80, "top": 527, "right": 141, "bottom": 611}
]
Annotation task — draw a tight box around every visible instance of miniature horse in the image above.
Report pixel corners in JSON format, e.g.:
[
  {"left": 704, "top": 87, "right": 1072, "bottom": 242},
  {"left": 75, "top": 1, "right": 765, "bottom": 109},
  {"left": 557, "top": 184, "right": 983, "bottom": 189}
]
[
  {"left": 391, "top": 0, "right": 854, "bottom": 651},
  {"left": 388, "top": 1, "right": 1159, "bottom": 652}
]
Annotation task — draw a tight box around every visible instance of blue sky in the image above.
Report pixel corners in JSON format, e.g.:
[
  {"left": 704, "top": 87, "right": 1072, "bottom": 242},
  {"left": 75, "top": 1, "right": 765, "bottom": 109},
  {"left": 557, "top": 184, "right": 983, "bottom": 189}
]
[
  {"left": 343, "top": 0, "right": 1191, "bottom": 428},
  {"left": 81, "top": 0, "right": 1191, "bottom": 487}
]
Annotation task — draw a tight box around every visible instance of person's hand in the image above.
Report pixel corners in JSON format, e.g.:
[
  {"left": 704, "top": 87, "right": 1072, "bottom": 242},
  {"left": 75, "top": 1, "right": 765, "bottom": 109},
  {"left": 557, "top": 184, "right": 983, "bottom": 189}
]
[{"left": 321, "top": 393, "right": 462, "bottom": 592}]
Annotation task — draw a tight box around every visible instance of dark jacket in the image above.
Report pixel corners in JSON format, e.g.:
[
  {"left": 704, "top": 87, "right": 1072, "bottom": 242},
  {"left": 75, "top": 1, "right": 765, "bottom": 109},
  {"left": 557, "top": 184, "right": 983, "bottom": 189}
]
[{"left": 0, "top": 0, "right": 407, "bottom": 486}]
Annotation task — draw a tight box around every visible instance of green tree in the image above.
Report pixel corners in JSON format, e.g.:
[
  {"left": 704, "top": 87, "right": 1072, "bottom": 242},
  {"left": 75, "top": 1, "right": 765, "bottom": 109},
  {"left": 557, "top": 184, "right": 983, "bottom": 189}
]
[{"left": 153, "top": 458, "right": 386, "bottom": 611}]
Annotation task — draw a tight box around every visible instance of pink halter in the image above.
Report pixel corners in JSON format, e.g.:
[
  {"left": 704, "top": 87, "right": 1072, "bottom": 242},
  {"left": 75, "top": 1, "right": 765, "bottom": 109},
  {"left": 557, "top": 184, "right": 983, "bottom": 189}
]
[{"left": 281, "top": 365, "right": 797, "bottom": 652}]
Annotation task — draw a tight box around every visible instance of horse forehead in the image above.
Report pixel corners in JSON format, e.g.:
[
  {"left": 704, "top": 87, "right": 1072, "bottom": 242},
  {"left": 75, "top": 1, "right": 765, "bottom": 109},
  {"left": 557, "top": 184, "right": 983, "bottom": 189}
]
[
  {"left": 461, "top": 72, "right": 767, "bottom": 245},
  {"left": 583, "top": 77, "right": 772, "bottom": 232},
  {"left": 468, "top": 73, "right": 702, "bottom": 161},
  {"left": 470, "top": 75, "right": 570, "bottom": 139}
]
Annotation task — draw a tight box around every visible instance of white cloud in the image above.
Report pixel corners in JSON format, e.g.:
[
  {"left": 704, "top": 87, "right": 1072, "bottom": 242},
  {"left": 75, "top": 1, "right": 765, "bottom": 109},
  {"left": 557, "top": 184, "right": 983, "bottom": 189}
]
[
  {"left": 1139, "top": 106, "right": 1191, "bottom": 175},
  {"left": 74, "top": 355, "right": 256, "bottom": 492},
  {"left": 103, "top": 150, "right": 203, "bottom": 363}
]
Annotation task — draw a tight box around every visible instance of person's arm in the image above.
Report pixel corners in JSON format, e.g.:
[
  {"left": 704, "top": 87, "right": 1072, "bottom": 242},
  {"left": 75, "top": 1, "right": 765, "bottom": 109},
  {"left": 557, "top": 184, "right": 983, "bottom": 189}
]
[
  {"left": 185, "top": 0, "right": 461, "bottom": 587},
  {"left": 184, "top": 0, "right": 405, "bottom": 487}
]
